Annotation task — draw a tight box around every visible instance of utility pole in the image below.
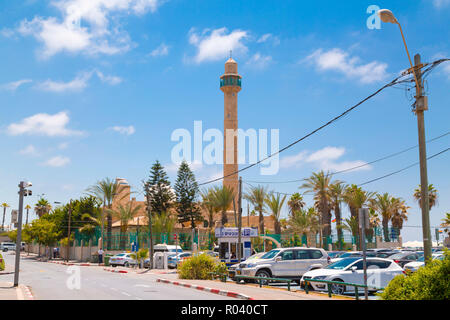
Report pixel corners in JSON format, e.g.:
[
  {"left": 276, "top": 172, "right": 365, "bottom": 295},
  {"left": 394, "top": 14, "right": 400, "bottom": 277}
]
[
  {"left": 359, "top": 208, "right": 369, "bottom": 300},
  {"left": 14, "top": 181, "right": 31, "bottom": 287},
  {"left": 66, "top": 200, "right": 72, "bottom": 262},
  {"left": 146, "top": 192, "right": 154, "bottom": 269},
  {"left": 413, "top": 54, "right": 432, "bottom": 263},
  {"left": 101, "top": 195, "right": 105, "bottom": 251},
  {"left": 237, "top": 177, "right": 242, "bottom": 262}
]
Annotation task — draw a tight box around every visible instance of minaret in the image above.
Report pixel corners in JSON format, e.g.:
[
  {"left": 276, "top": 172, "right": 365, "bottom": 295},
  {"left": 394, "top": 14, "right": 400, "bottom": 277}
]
[{"left": 220, "top": 57, "right": 242, "bottom": 201}]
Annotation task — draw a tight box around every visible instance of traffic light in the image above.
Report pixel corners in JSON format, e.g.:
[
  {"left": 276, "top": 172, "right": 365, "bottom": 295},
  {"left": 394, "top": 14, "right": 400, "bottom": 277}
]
[{"left": 173, "top": 234, "right": 177, "bottom": 240}]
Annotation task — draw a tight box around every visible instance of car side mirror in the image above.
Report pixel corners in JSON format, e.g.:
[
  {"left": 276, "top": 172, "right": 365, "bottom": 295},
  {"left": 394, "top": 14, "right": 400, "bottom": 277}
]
[
  {"left": 351, "top": 266, "right": 357, "bottom": 272},
  {"left": 275, "top": 256, "right": 282, "bottom": 262}
]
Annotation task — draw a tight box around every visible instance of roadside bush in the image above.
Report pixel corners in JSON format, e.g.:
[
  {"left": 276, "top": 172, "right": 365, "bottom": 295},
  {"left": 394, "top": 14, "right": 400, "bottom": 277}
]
[
  {"left": 178, "top": 253, "right": 225, "bottom": 280},
  {"left": 0, "top": 253, "right": 5, "bottom": 271},
  {"left": 380, "top": 250, "right": 450, "bottom": 300}
]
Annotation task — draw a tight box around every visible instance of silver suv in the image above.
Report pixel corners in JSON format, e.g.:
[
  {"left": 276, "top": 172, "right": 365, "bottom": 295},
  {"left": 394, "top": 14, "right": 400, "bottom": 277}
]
[{"left": 236, "top": 247, "right": 330, "bottom": 282}]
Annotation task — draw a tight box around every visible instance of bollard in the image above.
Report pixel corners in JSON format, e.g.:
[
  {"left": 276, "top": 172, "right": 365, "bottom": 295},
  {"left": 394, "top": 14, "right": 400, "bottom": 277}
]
[
  {"left": 304, "top": 281, "right": 309, "bottom": 294},
  {"left": 355, "top": 287, "right": 359, "bottom": 300},
  {"left": 327, "top": 283, "right": 332, "bottom": 298}
]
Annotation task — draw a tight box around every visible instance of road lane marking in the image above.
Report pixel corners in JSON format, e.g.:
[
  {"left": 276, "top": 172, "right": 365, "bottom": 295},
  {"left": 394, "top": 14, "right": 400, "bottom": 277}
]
[{"left": 121, "top": 292, "right": 131, "bottom": 297}]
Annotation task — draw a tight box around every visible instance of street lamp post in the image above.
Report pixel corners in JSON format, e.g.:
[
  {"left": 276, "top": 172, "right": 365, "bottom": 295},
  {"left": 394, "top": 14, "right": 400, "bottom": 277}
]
[
  {"left": 14, "top": 181, "right": 32, "bottom": 287},
  {"left": 378, "top": 9, "right": 432, "bottom": 263}
]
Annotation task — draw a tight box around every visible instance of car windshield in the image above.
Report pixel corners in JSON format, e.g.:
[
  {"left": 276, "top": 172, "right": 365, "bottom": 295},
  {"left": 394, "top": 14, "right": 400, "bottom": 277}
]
[
  {"left": 261, "top": 250, "right": 280, "bottom": 259},
  {"left": 116, "top": 254, "right": 126, "bottom": 257},
  {"left": 328, "top": 252, "right": 342, "bottom": 258},
  {"left": 326, "top": 257, "right": 360, "bottom": 270},
  {"left": 388, "top": 253, "right": 406, "bottom": 259}
]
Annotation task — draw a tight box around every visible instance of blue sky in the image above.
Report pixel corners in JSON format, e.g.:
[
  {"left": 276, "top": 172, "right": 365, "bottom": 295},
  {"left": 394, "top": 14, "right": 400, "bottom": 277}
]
[{"left": 0, "top": 0, "right": 449, "bottom": 242}]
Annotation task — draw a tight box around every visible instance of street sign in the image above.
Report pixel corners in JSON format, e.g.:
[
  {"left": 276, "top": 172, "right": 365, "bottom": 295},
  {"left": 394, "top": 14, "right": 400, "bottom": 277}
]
[
  {"left": 359, "top": 208, "right": 370, "bottom": 230},
  {"left": 11, "top": 210, "right": 18, "bottom": 224}
]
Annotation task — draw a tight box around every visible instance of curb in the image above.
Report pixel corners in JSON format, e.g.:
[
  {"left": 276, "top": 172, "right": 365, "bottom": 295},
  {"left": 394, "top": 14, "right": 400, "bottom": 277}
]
[
  {"left": 156, "top": 278, "right": 254, "bottom": 300},
  {"left": 47, "top": 260, "right": 94, "bottom": 267},
  {"left": 21, "top": 285, "right": 35, "bottom": 300},
  {"left": 103, "top": 268, "right": 128, "bottom": 274}
]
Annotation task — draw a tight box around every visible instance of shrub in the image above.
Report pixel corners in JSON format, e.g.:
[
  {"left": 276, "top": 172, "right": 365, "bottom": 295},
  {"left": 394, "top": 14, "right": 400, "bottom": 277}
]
[
  {"left": 379, "top": 250, "right": 450, "bottom": 300},
  {"left": 178, "top": 253, "right": 225, "bottom": 280},
  {"left": 0, "top": 253, "right": 5, "bottom": 271}
]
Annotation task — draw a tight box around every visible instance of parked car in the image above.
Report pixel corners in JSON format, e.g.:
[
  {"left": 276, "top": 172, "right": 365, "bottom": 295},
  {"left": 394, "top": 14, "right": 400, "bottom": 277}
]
[
  {"left": 403, "top": 253, "right": 444, "bottom": 272},
  {"left": 386, "top": 252, "right": 421, "bottom": 267},
  {"left": 327, "top": 251, "right": 345, "bottom": 259},
  {"left": 168, "top": 252, "right": 192, "bottom": 268},
  {"left": 198, "top": 250, "right": 219, "bottom": 258},
  {"left": 301, "top": 257, "right": 404, "bottom": 294},
  {"left": 109, "top": 253, "right": 137, "bottom": 267},
  {"left": 0, "top": 242, "right": 16, "bottom": 252},
  {"left": 236, "top": 247, "right": 329, "bottom": 283},
  {"left": 230, "top": 252, "right": 265, "bottom": 280},
  {"left": 153, "top": 244, "right": 183, "bottom": 254},
  {"left": 330, "top": 251, "right": 362, "bottom": 263}
]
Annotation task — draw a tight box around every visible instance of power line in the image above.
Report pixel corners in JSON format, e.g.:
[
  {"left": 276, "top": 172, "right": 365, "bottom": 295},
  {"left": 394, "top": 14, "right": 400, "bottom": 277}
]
[
  {"left": 245, "top": 130, "right": 449, "bottom": 184},
  {"left": 198, "top": 58, "right": 449, "bottom": 187},
  {"left": 358, "top": 147, "right": 449, "bottom": 186},
  {"left": 198, "top": 73, "right": 408, "bottom": 186}
]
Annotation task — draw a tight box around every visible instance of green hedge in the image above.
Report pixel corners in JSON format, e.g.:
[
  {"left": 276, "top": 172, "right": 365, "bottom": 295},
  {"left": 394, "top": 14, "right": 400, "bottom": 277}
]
[
  {"left": 178, "top": 253, "right": 227, "bottom": 280},
  {"left": 0, "top": 253, "right": 5, "bottom": 271},
  {"left": 380, "top": 250, "right": 449, "bottom": 300}
]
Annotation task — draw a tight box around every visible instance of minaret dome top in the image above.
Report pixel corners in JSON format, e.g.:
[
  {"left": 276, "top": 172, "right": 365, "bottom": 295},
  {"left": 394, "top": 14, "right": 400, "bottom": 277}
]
[{"left": 225, "top": 57, "right": 238, "bottom": 74}]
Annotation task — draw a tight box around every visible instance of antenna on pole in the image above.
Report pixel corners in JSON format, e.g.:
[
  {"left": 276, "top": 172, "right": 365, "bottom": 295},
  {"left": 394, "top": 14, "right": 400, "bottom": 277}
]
[{"left": 229, "top": 50, "right": 232, "bottom": 59}]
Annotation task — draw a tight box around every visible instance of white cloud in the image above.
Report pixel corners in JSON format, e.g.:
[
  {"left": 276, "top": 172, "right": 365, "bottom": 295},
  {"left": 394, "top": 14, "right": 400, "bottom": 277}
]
[
  {"left": 7, "top": 111, "right": 83, "bottom": 137},
  {"left": 19, "top": 145, "right": 39, "bottom": 157},
  {"left": 1, "top": 79, "right": 32, "bottom": 91},
  {"left": 95, "top": 70, "right": 122, "bottom": 85},
  {"left": 149, "top": 43, "right": 169, "bottom": 57},
  {"left": 280, "top": 151, "right": 307, "bottom": 169},
  {"left": 257, "top": 33, "right": 280, "bottom": 46},
  {"left": 111, "top": 125, "right": 136, "bottom": 135},
  {"left": 0, "top": 28, "right": 15, "bottom": 38},
  {"left": 17, "top": 0, "right": 166, "bottom": 58},
  {"left": 433, "top": 0, "right": 450, "bottom": 8},
  {"left": 188, "top": 27, "right": 248, "bottom": 63},
  {"left": 58, "top": 142, "right": 69, "bottom": 150},
  {"left": 305, "top": 48, "right": 389, "bottom": 84},
  {"left": 246, "top": 53, "right": 272, "bottom": 69},
  {"left": 36, "top": 70, "right": 122, "bottom": 92},
  {"left": 43, "top": 156, "right": 70, "bottom": 167},
  {"left": 37, "top": 72, "right": 91, "bottom": 92},
  {"left": 280, "top": 146, "right": 371, "bottom": 173}
]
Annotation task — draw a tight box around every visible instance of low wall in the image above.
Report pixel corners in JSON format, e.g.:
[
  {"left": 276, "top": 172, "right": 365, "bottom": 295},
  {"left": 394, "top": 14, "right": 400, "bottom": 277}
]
[
  {"left": 376, "top": 236, "right": 402, "bottom": 249},
  {"left": 27, "top": 241, "right": 100, "bottom": 262}
]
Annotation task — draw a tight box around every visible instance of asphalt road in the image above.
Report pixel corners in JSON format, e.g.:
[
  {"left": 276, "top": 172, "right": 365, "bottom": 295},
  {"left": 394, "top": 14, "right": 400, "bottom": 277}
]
[{"left": 1, "top": 252, "right": 235, "bottom": 300}]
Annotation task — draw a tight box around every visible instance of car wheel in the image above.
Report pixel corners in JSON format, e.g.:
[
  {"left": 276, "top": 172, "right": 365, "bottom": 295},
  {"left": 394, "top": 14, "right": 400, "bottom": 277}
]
[
  {"left": 255, "top": 270, "right": 271, "bottom": 285},
  {"left": 330, "top": 279, "right": 346, "bottom": 295}
]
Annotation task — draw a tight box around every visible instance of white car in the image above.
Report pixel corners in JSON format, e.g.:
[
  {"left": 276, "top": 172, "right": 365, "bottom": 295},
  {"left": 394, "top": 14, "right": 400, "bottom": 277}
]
[
  {"left": 109, "top": 253, "right": 137, "bottom": 267},
  {"left": 167, "top": 252, "right": 192, "bottom": 268},
  {"left": 0, "top": 242, "right": 17, "bottom": 252},
  {"left": 237, "top": 247, "right": 329, "bottom": 282},
  {"left": 403, "top": 253, "right": 444, "bottom": 272},
  {"left": 301, "top": 257, "right": 404, "bottom": 294}
]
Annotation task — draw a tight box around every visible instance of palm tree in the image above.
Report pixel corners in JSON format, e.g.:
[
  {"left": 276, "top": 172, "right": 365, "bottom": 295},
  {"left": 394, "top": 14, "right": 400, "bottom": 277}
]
[
  {"left": 210, "top": 185, "right": 235, "bottom": 227},
  {"left": 300, "top": 171, "right": 333, "bottom": 245},
  {"left": 200, "top": 189, "right": 217, "bottom": 246},
  {"left": 287, "top": 193, "right": 305, "bottom": 216},
  {"left": 341, "top": 217, "right": 359, "bottom": 243},
  {"left": 152, "top": 211, "right": 177, "bottom": 243},
  {"left": 343, "top": 185, "right": 375, "bottom": 247},
  {"left": 108, "top": 202, "right": 142, "bottom": 250},
  {"left": 413, "top": 184, "right": 438, "bottom": 210},
  {"left": 370, "top": 193, "right": 394, "bottom": 242},
  {"left": 288, "top": 207, "right": 320, "bottom": 247},
  {"left": 441, "top": 213, "right": 450, "bottom": 236},
  {"left": 264, "top": 193, "right": 286, "bottom": 235},
  {"left": 329, "top": 181, "right": 346, "bottom": 247},
  {"left": 390, "top": 198, "right": 409, "bottom": 239},
  {"left": 24, "top": 204, "right": 31, "bottom": 225},
  {"left": 86, "top": 177, "right": 128, "bottom": 249},
  {"left": 243, "top": 185, "right": 268, "bottom": 235},
  {"left": 1, "top": 203, "right": 10, "bottom": 231},
  {"left": 34, "top": 198, "right": 52, "bottom": 218}
]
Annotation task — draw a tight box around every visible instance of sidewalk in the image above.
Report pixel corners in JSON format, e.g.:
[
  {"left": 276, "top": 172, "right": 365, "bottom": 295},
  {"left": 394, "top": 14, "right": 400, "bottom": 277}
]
[
  {"left": 147, "top": 271, "right": 342, "bottom": 300},
  {"left": 0, "top": 282, "right": 33, "bottom": 300}
]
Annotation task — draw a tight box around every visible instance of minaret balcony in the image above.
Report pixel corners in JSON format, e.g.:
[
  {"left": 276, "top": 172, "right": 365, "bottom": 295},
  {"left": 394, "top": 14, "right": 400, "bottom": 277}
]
[{"left": 220, "top": 75, "right": 242, "bottom": 88}]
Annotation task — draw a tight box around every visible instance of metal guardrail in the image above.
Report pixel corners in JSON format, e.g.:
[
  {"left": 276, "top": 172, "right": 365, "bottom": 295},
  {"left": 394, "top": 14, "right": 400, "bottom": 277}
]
[
  {"left": 234, "top": 275, "right": 295, "bottom": 291},
  {"left": 208, "top": 272, "right": 228, "bottom": 282},
  {"left": 303, "top": 278, "right": 384, "bottom": 300}
]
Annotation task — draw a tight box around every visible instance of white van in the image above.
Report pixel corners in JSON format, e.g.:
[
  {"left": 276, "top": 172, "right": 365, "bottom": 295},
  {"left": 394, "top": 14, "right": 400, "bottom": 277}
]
[
  {"left": 153, "top": 244, "right": 183, "bottom": 254},
  {"left": 1, "top": 242, "right": 17, "bottom": 252}
]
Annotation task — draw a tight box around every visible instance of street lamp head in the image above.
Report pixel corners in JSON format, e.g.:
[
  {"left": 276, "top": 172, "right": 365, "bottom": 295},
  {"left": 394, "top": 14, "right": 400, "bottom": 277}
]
[
  {"left": 378, "top": 9, "right": 399, "bottom": 24},
  {"left": 19, "top": 181, "right": 32, "bottom": 188}
]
